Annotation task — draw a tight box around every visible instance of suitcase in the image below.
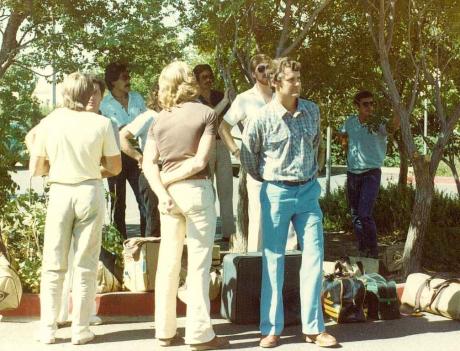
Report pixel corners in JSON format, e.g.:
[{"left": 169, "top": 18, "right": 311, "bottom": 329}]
[
  {"left": 400, "top": 273, "right": 460, "bottom": 320},
  {"left": 220, "top": 251, "right": 302, "bottom": 325},
  {"left": 359, "top": 273, "right": 400, "bottom": 320}
]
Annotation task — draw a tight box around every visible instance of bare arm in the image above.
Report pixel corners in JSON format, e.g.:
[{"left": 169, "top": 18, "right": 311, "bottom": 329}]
[
  {"left": 213, "top": 89, "right": 230, "bottom": 116},
  {"left": 218, "top": 120, "right": 240, "bottom": 158},
  {"left": 160, "top": 134, "right": 215, "bottom": 187},
  {"left": 387, "top": 112, "right": 401, "bottom": 134},
  {"left": 119, "top": 127, "right": 143, "bottom": 168},
  {"left": 101, "top": 155, "right": 122, "bottom": 177},
  {"left": 29, "top": 156, "right": 50, "bottom": 176},
  {"left": 142, "top": 137, "right": 174, "bottom": 214}
]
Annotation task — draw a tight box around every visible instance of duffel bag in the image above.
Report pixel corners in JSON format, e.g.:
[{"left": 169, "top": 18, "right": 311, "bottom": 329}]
[
  {"left": 0, "top": 251, "right": 22, "bottom": 311},
  {"left": 359, "top": 273, "right": 400, "bottom": 320},
  {"left": 322, "top": 274, "right": 366, "bottom": 323},
  {"left": 400, "top": 273, "right": 460, "bottom": 320}
]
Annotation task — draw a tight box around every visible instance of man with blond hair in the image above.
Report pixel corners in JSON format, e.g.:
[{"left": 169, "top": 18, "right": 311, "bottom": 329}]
[
  {"left": 30, "top": 72, "right": 121, "bottom": 345},
  {"left": 241, "top": 58, "right": 337, "bottom": 348},
  {"left": 143, "top": 61, "right": 228, "bottom": 350},
  {"left": 219, "top": 53, "right": 297, "bottom": 252}
]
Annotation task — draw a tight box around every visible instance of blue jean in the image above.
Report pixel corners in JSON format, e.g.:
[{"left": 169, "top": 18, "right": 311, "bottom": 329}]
[
  {"left": 346, "top": 168, "right": 381, "bottom": 256},
  {"left": 260, "top": 179, "right": 324, "bottom": 336}
]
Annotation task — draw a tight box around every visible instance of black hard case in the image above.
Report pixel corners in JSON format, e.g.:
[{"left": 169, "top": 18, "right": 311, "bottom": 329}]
[{"left": 220, "top": 251, "right": 302, "bottom": 324}]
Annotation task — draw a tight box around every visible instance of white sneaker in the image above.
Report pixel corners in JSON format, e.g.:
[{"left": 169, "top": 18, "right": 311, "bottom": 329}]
[
  {"left": 89, "top": 315, "right": 102, "bottom": 326},
  {"left": 35, "top": 329, "right": 56, "bottom": 344},
  {"left": 71, "top": 330, "right": 95, "bottom": 345}
]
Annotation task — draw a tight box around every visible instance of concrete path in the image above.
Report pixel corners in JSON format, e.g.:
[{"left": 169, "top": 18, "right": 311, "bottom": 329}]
[{"left": 1, "top": 313, "right": 459, "bottom": 351}]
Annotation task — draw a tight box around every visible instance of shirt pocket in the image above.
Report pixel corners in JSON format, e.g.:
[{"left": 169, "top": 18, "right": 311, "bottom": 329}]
[{"left": 266, "top": 128, "right": 289, "bottom": 159}]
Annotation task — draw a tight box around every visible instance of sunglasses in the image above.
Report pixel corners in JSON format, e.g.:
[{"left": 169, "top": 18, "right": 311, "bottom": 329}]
[
  {"left": 256, "top": 64, "right": 268, "bottom": 73},
  {"left": 361, "top": 101, "right": 374, "bottom": 107}
]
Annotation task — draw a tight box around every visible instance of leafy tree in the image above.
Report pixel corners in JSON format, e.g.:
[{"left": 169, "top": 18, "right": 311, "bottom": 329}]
[
  {"left": 362, "top": 0, "right": 460, "bottom": 275},
  {"left": 0, "top": 0, "right": 180, "bottom": 210}
]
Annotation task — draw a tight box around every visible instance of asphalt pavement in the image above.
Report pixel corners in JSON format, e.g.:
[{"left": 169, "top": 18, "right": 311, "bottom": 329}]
[{"left": 1, "top": 313, "right": 459, "bottom": 351}]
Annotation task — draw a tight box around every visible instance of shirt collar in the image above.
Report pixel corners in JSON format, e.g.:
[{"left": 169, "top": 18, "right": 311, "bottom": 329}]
[
  {"left": 250, "top": 84, "right": 273, "bottom": 103},
  {"left": 272, "top": 97, "right": 302, "bottom": 119}
]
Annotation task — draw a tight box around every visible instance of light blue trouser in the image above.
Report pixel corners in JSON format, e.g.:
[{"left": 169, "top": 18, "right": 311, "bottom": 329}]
[{"left": 260, "top": 179, "right": 325, "bottom": 336}]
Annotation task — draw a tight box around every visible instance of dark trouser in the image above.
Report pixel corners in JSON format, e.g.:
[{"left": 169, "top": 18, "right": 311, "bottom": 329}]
[
  {"left": 138, "top": 172, "right": 160, "bottom": 237},
  {"left": 108, "top": 152, "right": 146, "bottom": 239},
  {"left": 346, "top": 168, "right": 381, "bottom": 257}
]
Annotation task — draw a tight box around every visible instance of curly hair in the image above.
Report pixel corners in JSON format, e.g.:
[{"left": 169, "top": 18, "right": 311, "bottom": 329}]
[
  {"left": 62, "top": 72, "right": 94, "bottom": 111},
  {"left": 268, "top": 57, "right": 301, "bottom": 84},
  {"left": 158, "top": 61, "right": 199, "bottom": 110}
]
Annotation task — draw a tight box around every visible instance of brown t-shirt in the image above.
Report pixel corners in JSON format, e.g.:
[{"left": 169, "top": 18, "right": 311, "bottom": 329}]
[{"left": 149, "top": 101, "right": 217, "bottom": 179}]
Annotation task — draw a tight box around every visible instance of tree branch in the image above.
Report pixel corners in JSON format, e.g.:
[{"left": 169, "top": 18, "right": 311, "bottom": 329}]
[
  {"left": 279, "top": 0, "right": 331, "bottom": 57},
  {"left": 275, "top": 0, "right": 292, "bottom": 58}
]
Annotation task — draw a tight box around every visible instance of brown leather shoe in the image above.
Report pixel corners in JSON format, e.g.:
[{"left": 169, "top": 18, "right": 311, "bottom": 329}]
[
  {"left": 158, "top": 333, "right": 183, "bottom": 347},
  {"left": 305, "top": 332, "right": 337, "bottom": 347},
  {"left": 189, "top": 336, "right": 229, "bottom": 350},
  {"left": 259, "top": 335, "right": 280, "bottom": 348}
]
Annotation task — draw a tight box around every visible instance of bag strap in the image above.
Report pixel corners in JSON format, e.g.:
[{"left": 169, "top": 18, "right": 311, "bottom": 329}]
[
  {"left": 428, "top": 279, "right": 460, "bottom": 313},
  {"left": 414, "top": 276, "right": 434, "bottom": 313},
  {"left": 0, "top": 228, "right": 11, "bottom": 262}
]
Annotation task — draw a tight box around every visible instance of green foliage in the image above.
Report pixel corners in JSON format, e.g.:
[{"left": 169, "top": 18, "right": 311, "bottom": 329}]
[
  {"left": 0, "top": 188, "right": 124, "bottom": 292},
  {"left": 0, "top": 191, "right": 47, "bottom": 293},
  {"left": 320, "top": 182, "right": 460, "bottom": 270},
  {"left": 0, "top": 66, "right": 43, "bottom": 210}
]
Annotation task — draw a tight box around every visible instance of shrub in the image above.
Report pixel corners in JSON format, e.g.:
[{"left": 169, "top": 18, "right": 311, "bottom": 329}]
[
  {"left": 0, "top": 189, "right": 123, "bottom": 293},
  {"left": 320, "top": 183, "right": 460, "bottom": 271}
]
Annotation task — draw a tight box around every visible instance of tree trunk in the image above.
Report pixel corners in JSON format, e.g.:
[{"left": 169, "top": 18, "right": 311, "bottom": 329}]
[
  {"left": 229, "top": 167, "right": 249, "bottom": 253},
  {"left": 444, "top": 155, "right": 460, "bottom": 197},
  {"left": 397, "top": 136, "right": 409, "bottom": 187},
  {"left": 402, "top": 159, "right": 434, "bottom": 276}
]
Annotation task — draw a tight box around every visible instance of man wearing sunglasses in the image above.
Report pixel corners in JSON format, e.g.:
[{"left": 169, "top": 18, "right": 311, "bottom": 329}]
[
  {"left": 100, "top": 62, "right": 148, "bottom": 239},
  {"left": 339, "top": 91, "right": 400, "bottom": 258},
  {"left": 219, "top": 54, "right": 297, "bottom": 252}
]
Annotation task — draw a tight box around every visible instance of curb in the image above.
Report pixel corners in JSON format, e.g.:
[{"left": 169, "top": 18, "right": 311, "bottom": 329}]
[{"left": 1, "top": 285, "right": 405, "bottom": 319}]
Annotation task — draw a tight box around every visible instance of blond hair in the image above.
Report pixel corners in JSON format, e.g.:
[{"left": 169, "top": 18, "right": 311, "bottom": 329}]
[
  {"left": 158, "top": 61, "right": 199, "bottom": 110},
  {"left": 62, "top": 72, "right": 94, "bottom": 111}
]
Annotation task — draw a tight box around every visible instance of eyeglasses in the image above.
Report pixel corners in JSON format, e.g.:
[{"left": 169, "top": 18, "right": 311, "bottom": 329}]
[
  {"left": 361, "top": 101, "right": 374, "bottom": 107},
  {"left": 256, "top": 64, "right": 268, "bottom": 73}
]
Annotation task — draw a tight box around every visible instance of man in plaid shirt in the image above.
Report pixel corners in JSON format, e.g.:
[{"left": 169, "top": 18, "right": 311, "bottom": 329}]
[{"left": 241, "top": 57, "right": 337, "bottom": 348}]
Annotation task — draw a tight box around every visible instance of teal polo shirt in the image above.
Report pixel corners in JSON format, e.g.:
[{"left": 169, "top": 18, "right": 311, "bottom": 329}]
[{"left": 340, "top": 115, "right": 387, "bottom": 174}]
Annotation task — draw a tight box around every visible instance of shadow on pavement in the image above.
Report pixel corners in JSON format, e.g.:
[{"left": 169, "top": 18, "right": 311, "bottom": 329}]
[{"left": 91, "top": 328, "right": 154, "bottom": 344}]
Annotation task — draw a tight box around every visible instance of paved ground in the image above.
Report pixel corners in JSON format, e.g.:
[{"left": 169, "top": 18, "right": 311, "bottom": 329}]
[{"left": 1, "top": 313, "right": 459, "bottom": 351}]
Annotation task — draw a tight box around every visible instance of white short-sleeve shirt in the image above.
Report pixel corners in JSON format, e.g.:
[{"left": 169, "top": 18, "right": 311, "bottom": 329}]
[
  {"left": 32, "top": 108, "right": 120, "bottom": 184},
  {"left": 223, "top": 85, "right": 272, "bottom": 126},
  {"left": 124, "top": 109, "right": 156, "bottom": 151}
]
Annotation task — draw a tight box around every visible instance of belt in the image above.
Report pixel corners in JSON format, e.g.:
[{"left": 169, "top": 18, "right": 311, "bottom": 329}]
[{"left": 268, "top": 176, "right": 315, "bottom": 187}]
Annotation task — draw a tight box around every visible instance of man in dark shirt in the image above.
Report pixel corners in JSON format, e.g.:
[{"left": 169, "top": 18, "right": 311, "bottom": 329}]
[{"left": 193, "top": 64, "right": 235, "bottom": 242}]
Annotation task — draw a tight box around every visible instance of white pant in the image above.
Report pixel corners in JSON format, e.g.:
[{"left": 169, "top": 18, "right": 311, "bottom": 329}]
[
  {"left": 154, "top": 179, "right": 216, "bottom": 344},
  {"left": 58, "top": 237, "right": 97, "bottom": 323},
  {"left": 40, "top": 180, "right": 104, "bottom": 335},
  {"left": 208, "top": 139, "right": 236, "bottom": 237},
  {"left": 247, "top": 175, "right": 297, "bottom": 252}
]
